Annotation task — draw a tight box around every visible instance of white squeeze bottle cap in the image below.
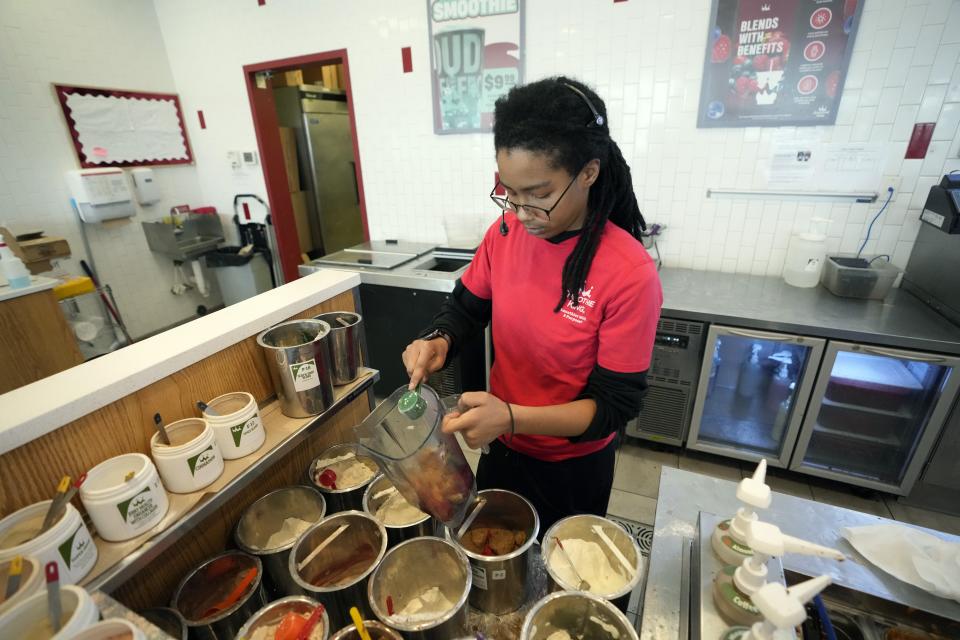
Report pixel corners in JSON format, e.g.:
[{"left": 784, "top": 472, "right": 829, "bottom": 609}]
[
  {"left": 735, "top": 520, "right": 845, "bottom": 596},
  {"left": 712, "top": 458, "right": 774, "bottom": 565},
  {"left": 743, "top": 575, "right": 833, "bottom": 640}
]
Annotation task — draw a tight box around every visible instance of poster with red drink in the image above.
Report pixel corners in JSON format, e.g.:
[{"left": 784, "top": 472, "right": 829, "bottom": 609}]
[{"left": 697, "top": 0, "right": 863, "bottom": 127}]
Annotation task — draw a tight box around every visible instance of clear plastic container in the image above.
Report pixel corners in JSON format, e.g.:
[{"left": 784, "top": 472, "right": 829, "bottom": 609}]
[
  {"left": 821, "top": 256, "right": 901, "bottom": 300},
  {"left": 354, "top": 385, "right": 477, "bottom": 528}
]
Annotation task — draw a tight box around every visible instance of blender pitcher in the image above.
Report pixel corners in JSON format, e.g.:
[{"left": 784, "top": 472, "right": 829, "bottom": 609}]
[{"left": 354, "top": 385, "right": 477, "bottom": 529}]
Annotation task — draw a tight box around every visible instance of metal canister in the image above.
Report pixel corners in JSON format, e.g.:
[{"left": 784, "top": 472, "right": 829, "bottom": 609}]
[
  {"left": 368, "top": 537, "right": 471, "bottom": 639},
  {"left": 308, "top": 444, "right": 379, "bottom": 513},
  {"left": 171, "top": 551, "right": 267, "bottom": 640},
  {"left": 257, "top": 319, "right": 334, "bottom": 418},
  {"left": 235, "top": 595, "right": 329, "bottom": 640},
  {"left": 329, "top": 621, "right": 402, "bottom": 640},
  {"left": 314, "top": 311, "right": 363, "bottom": 385},
  {"left": 362, "top": 474, "right": 434, "bottom": 548},
  {"left": 541, "top": 514, "right": 644, "bottom": 612},
  {"left": 449, "top": 489, "right": 540, "bottom": 614},
  {"left": 288, "top": 511, "right": 388, "bottom": 631},
  {"left": 520, "top": 590, "right": 639, "bottom": 640},
  {"left": 235, "top": 486, "right": 327, "bottom": 598}
]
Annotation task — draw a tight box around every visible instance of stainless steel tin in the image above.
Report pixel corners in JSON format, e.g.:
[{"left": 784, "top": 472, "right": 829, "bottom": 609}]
[
  {"left": 520, "top": 590, "right": 639, "bottom": 640},
  {"left": 256, "top": 319, "right": 334, "bottom": 418},
  {"left": 308, "top": 443, "right": 380, "bottom": 513},
  {"left": 171, "top": 551, "right": 266, "bottom": 640},
  {"left": 449, "top": 489, "right": 540, "bottom": 614},
  {"left": 235, "top": 595, "right": 329, "bottom": 640},
  {"left": 235, "top": 485, "right": 327, "bottom": 598},
  {"left": 541, "top": 514, "right": 644, "bottom": 612},
  {"left": 314, "top": 311, "right": 363, "bottom": 385},
  {"left": 329, "top": 620, "right": 403, "bottom": 640},
  {"left": 137, "top": 607, "right": 188, "bottom": 640},
  {"left": 362, "top": 474, "right": 434, "bottom": 548},
  {"left": 368, "top": 537, "right": 471, "bottom": 639},
  {"left": 288, "top": 510, "right": 388, "bottom": 631}
]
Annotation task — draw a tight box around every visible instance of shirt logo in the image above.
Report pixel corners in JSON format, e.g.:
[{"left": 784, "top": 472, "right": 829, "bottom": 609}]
[{"left": 560, "top": 283, "right": 597, "bottom": 325}]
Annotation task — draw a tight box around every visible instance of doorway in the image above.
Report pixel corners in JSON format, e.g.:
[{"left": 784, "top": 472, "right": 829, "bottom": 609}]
[{"left": 243, "top": 50, "right": 369, "bottom": 282}]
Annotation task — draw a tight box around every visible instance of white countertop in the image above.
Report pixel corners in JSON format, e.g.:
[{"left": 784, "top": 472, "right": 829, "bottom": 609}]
[
  {"left": 0, "top": 269, "right": 360, "bottom": 455},
  {"left": 0, "top": 276, "right": 57, "bottom": 302}
]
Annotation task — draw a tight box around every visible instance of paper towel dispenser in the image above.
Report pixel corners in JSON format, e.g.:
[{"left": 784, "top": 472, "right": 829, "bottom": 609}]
[
  {"left": 920, "top": 173, "right": 960, "bottom": 234},
  {"left": 67, "top": 169, "right": 136, "bottom": 223}
]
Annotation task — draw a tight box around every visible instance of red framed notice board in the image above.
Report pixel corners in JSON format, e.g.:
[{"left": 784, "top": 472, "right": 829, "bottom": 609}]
[{"left": 54, "top": 84, "right": 194, "bottom": 168}]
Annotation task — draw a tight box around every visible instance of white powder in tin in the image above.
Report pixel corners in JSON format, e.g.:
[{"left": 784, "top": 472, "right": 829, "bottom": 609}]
[
  {"left": 548, "top": 538, "right": 630, "bottom": 595},
  {"left": 546, "top": 632, "right": 573, "bottom": 640},
  {"left": 314, "top": 452, "right": 376, "bottom": 489},
  {"left": 263, "top": 517, "right": 314, "bottom": 549},
  {"left": 391, "top": 586, "right": 455, "bottom": 623},
  {"left": 374, "top": 490, "right": 426, "bottom": 526}
]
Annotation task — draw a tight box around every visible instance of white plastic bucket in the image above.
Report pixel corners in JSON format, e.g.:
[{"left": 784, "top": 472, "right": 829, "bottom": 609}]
[
  {"left": 0, "top": 555, "right": 43, "bottom": 616},
  {"left": 80, "top": 453, "right": 169, "bottom": 542},
  {"left": 150, "top": 418, "right": 224, "bottom": 494},
  {"left": 201, "top": 392, "right": 265, "bottom": 460},
  {"left": 69, "top": 617, "right": 146, "bottom": 640},
  {"left": 0, "top": 584, "right": 99, "bottom": 639},
  {"left": 0, "top": 502, "right": 97, "bottom": 584}
]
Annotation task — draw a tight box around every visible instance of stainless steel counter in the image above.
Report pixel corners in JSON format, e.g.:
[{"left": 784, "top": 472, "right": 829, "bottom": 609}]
[
  {"left": 659, "top": 268, "right": 960, "bottom": 355},
  {"left": 640, "top": 466, "right": 960, "bottom": 639}
]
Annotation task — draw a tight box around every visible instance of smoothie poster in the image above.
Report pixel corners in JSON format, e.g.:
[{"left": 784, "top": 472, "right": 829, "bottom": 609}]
[
  {"left": 697, "top": 0, "right": 864, "bottom": 127},
  {"left": 427, "top": 0, "right": 524, "bottom": 134}
]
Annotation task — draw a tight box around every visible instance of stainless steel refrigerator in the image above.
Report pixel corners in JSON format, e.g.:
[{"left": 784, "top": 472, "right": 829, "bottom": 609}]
[{"left": 274, "top": 85, "right": 364, "bottom": 255}]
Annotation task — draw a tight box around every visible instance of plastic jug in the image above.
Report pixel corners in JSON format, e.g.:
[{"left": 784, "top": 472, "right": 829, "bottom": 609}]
[
  {"left": 782, "top": 217, "right": 829, "bottom": 288},
  {"left": 354, "top": 385, "right": 477, "bottom": 528}
]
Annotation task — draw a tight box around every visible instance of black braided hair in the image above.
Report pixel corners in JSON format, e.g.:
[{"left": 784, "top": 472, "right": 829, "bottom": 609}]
[{"left": 493, "top": 76, "right": 646, "bottom": 312}]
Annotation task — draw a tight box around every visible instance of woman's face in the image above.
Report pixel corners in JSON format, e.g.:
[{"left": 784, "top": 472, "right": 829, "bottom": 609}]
[{"left": 495, "top": 148, "right": 599, "bottom": 240}]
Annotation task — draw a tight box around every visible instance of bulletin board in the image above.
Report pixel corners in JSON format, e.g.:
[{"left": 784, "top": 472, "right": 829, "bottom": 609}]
[{"left": 54, "top": 84, "right": 194, "bottom": 168}]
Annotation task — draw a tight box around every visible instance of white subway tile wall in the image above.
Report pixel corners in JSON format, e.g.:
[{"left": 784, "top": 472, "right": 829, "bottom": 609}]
[
  {"left": 0, "top": 1, "right": 221, "bottom": 339},
  {"left": 2, "top": 0, "right": 960, "bottom": 329},
  {"left": 150, "top": 0, "right": 960, "bottom": 276}
]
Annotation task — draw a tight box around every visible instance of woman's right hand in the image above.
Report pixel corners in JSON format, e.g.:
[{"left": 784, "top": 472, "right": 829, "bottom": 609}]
[{"left": 402, "top": 337, "right": 449, "bottom": 389}]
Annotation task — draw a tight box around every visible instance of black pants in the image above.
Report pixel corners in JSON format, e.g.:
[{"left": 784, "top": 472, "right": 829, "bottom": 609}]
[{"left": 476, "top": 437, "right": 617, "bottom": 539}]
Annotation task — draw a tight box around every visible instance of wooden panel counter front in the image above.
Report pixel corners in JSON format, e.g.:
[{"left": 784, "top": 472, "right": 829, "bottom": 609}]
[{"left": 0, "top": 286, "right": 372, "bottom": 609}]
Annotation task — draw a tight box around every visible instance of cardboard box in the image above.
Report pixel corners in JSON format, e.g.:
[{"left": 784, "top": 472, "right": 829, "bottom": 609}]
[
  {"left": 0, "top": 226, "right": 71, "bottom": 274},
  {"left": 289, "top": 191, "right": 313, "bottom": 255},
  {"left": 278, "top": 127, "right": 301, "bottom": 192}
]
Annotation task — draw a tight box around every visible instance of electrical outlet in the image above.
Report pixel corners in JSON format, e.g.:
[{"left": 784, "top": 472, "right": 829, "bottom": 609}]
[{"left": 880, "top": 175, "right": 901, "bottom": 198}]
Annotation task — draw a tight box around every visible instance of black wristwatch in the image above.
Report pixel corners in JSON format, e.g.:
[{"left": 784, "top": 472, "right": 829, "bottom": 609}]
[{"left": 419, "top": 327, "right": 452, "bottom": 345}]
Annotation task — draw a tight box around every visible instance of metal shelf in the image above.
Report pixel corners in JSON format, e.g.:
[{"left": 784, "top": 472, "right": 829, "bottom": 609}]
[
  {"left": 811, "top": 421, "right": 903, "bottom": 448},
  {"left": 83, "top": 369, "right": 378, "bottom": 593}
]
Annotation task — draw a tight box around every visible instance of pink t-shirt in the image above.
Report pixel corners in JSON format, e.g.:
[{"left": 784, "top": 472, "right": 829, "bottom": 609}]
[{"left": 461, "top": 213, "right": 662, "bottom": 461}]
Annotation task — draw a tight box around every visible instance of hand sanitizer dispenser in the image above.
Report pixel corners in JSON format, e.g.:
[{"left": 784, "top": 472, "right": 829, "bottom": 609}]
[
  {"left": 131, "top": 168, "right": 161, "bottom": 205},
  {"left": 67, "top": 169, "right": 136, "bottom": 222}
]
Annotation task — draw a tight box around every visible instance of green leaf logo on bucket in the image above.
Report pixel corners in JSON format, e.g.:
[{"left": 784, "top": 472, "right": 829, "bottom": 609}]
[
  {"left": 230, "top": 417, "right": 261, "bottom": 447},
  {"left": 117, "top": 487, "right": 159, "bottom": 527},
  {"left": 290, "top": 359, "right": 321, "bottom": 392},
  {"left": 57, "top": 525, "right": 94, "bottom": 571},
  {"left": 187, "top": 445, "right": 217, "bottom": 476}
]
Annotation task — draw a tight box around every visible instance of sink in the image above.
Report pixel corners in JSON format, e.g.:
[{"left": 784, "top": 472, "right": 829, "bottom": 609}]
[
  {"left": 407, "top": 256, "right": 471, "bottom": 272},
  {"left": 142, "top": 215, "right": 225, "bottom": 261},
  {"left": 786, "top": 569, "right": 960, "bottom": 639}
]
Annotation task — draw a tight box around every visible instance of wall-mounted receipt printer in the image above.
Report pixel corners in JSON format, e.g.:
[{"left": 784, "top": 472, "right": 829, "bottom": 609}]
[
  {"left": 67, "top": 168, "right": 136, "bottom": 223},
  {"left": 920, "top": 173, "right": 960, "bottom": 234}
]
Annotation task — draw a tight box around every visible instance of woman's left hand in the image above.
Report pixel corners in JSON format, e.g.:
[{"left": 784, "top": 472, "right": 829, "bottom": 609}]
[{"left": 441, "top": 391, "right": 512, "bottom": 450}]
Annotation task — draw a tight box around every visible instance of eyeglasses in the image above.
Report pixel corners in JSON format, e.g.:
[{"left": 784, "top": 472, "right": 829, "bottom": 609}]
[{"left": 490, "top": 171, "right": 580, "bottom": 220}]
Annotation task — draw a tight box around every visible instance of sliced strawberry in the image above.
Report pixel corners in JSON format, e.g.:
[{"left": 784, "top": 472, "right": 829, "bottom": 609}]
[{"left": 712, "top": 33, "right": 731, "bottom": 63}]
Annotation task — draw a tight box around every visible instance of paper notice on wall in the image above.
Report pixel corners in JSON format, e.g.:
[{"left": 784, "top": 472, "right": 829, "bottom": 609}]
[
  {"left": 766, "top": 138, "right": 820, "bottom": 186},
  {"left": 765, "top": 137, "right": 885, "bottom": 191}
]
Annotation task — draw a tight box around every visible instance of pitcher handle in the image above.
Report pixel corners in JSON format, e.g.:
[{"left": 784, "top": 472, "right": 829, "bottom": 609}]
[{"left": 440, "top": 394, "right": 489, "bottom": 455}]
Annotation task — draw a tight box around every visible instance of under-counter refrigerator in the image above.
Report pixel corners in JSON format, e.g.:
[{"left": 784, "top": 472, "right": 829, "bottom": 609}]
[
  {"left": 687, "top": 325, "right": 825, "bottom": 466},
  {"left": 789, "top": 342, "right": 960, "bottom": 494}
]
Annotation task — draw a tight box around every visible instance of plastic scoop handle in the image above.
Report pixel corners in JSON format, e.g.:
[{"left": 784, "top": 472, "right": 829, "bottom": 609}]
[
  {"left": 297, "top": 523, "right": 350, "bottom": 571},
  {"left": 154, "top": 412, "right": 171, "bottom": 445},
  {"left": 197, "top": 401, "right": 219, "bottom": 416},
  {"left": 456, "top": 497, "right": 487, "bottom": 540},
  {"left": 39, "top": 475, "right": 71, "bottom": 534},
  {"left": 201, "top": 567, "right": 257, "bottom": 618},
  {"left": 4, "top": 556, "right": 22, "bottom": 599},
  {"left": 296, "top": 603, "right": 326, "bottom": 640},
  {"left": 45, "top": 562, "right": 61, "bottom": 633},
  {"left": 591, "top": 525, "right": 636, "bottom": 578},
  {"left": 349, "top": 606, "right": 371, "bottom": 640}
]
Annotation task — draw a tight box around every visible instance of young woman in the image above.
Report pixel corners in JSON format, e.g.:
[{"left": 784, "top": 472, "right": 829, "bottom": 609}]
[{"left": 402, "top": 76, "right": 662, "bottom": 533}]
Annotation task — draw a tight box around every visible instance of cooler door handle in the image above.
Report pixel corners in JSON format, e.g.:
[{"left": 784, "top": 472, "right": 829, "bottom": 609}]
[
  {"left": 726, "top": 327, "right": 807, "bottom": 344},
  {"left": 856, "top": 345, "right": 946, "bottom": 363},
  {"left": 350, "top": 160, "right": 359, "bottom": 204}
]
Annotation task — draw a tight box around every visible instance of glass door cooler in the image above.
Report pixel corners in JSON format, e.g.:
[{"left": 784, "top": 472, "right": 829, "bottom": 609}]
[
  {"left": 789, "top": 342, "right": 960, "bottom": 494},
  {"left": 687, "top": 326, "right": 825, "bottom": 466}
]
